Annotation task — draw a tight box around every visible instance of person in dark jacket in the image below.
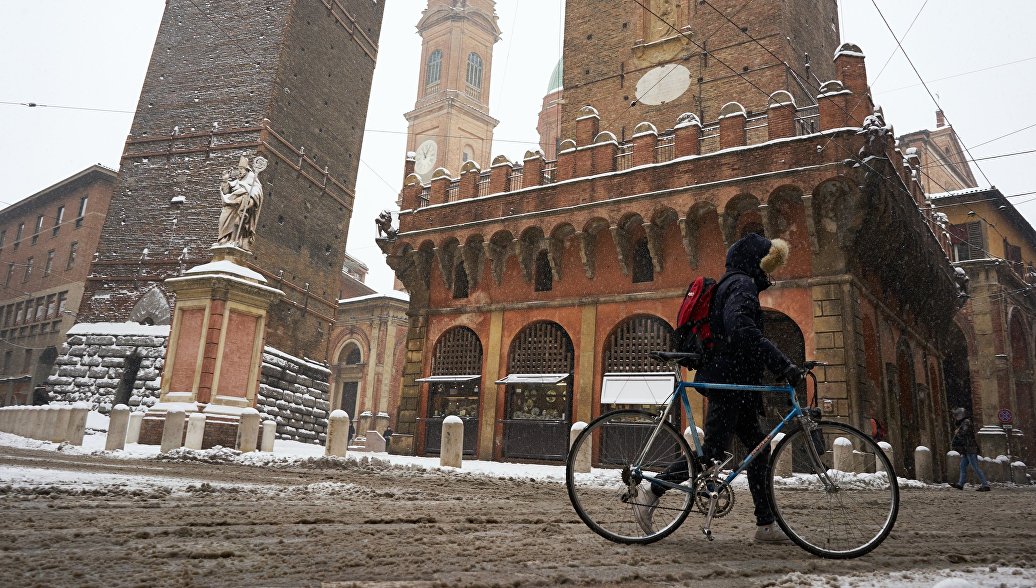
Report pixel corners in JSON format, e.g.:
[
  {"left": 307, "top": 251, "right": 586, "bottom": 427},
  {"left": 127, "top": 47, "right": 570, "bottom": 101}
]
[
  {"left": 633, "top": 232, "right": 800, "bottom": 543},
  {"left": 950, "top": 407, "right": 990, "bottom": 491}
]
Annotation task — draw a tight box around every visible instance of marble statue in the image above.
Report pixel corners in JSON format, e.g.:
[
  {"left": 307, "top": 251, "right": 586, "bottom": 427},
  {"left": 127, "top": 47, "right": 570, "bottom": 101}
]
[{"left": 217, "top": 155, "right": 266, "bottom": 251}]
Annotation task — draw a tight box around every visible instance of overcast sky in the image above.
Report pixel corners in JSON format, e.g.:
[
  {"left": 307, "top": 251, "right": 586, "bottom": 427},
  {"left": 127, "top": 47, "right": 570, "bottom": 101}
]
[{"left": 2, "top": 1, "right": 1034, "bottom": 293}]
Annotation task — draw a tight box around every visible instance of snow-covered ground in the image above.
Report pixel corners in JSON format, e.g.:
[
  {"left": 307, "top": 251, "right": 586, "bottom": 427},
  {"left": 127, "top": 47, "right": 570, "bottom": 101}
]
[{"left": 1, "top": 411, "right": 1033, "bottom": 588}]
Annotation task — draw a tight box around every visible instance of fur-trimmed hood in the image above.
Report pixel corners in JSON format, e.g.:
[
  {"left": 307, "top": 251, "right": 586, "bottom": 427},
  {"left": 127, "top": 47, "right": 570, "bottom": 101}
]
[{"left": 725, "top": 233, "right": 790, "bottom": 290}]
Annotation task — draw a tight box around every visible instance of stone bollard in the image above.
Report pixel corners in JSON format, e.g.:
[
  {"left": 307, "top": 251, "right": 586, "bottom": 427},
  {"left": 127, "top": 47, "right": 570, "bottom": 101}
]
[
  {"left": 683, "top": 426, "right": 705, "bottom": 451},
  {"left": 570, "top": 422, "right": 590, "bottom": 473},
  {"left": 105, "top": 404, "right": 131, "bottom": 451},
  {"left": 325, "top": 410, "right": 350, "bottom": 457},
  {"left": 440, "top": 415, "right": 463, "bottom": 468},
  {"left": 184, "top": 413, "right": 206, "bottom": 450},
  {"left": 853, "top": 450, "right": 876, "bottom": 474},
  {"left": 878, "top": 441, "right": 894, "bottom": 471},
  {"left": 160, "top": 409, "right": 186, "bottom": 453},
  {"left": 236, "top": 408, "right": 260, "bottom": 453},
  {"left": 833, "top": 437, "right": 853, "bottom": 472},
  {"left": 771, "top": 432, "right": 792, "bottom": 477},
  {"left": 261, "top": 420, "right": 277, "bottom": 452},
  {"left": 50, "top": 406, "right": 73, "bottom": 444},
  {"left": 1011, "top": 461, "right": 1027, "bottom": 485},
  {"left": 914, "top": 446, "right": 933, "bottom": 483},
  {"left": 126, "top": 412, "right": 143, "bottom": 444},
  {"left": 990, "top": 455, "right": 1006, "bottom": 482},
  {"left": 66, "top": 403, "right": 91, "bottom": 445},
  {"left": 980, "top": 456, "right": 998, "bottom": 482},
  {"left": 946, "top": 451, "right": 961, "bottom": 482}
]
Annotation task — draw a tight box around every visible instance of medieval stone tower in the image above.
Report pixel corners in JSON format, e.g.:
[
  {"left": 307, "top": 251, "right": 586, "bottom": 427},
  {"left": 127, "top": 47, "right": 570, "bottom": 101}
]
[
  {"left": 560, "top": 0, "right": 841, "bottom": 139},
  {"left": 405, "top": 0, "right": 501, "bottom": 182},
  {"left": 78, "top": 0, "right": 385, "bottom": 361}
]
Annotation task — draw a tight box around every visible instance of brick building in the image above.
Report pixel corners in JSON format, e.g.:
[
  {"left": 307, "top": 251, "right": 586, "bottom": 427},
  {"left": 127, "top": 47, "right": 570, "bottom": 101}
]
[
  {"left": 378, "top": 0, "right": 962, "bottom": 474},
  {"left": 0, "top": 166, "right": 116, "bottom": 405},
  {"left": 76, "top": 0, "right": 385, "bottom": 363}
]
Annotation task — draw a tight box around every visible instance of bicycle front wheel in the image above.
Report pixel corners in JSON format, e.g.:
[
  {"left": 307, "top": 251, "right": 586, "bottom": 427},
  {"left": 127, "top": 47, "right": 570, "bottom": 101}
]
[
  {"left": 768, "top": 420, "right": 899, "bottom": 559},
  {"left": 566, "top": 409, "right": 696, "bottom": 544}
]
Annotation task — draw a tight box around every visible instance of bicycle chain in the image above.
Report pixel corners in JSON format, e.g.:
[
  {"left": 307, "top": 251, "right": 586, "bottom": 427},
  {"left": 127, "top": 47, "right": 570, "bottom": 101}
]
[{"left": 693, "top": 476, "right": 735, "bottom": 517}]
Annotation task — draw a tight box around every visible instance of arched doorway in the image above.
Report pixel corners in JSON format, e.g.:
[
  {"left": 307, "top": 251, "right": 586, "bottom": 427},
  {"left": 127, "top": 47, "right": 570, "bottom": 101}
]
[
  {"left": 498, "top": 321, "right": 573, "bottom": 461},
  {"left": 895, "top": 339, "right": 919, "bottom": 478},
  {"left": 416, "top": 326, "right": 483, "bottom": 456},
  {"left": 1009, "top": 312, "right": 1034, "bottom": 463},
  {"left": 335, "top": 342, "right": 363, "bottom": 420},
  {"left": 942, "top": 322, "right": 973, "bottom": 415}
]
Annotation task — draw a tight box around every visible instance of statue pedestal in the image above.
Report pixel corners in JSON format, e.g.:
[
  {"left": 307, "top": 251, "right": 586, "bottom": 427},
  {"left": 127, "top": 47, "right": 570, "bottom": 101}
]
[{"left": 140, "top": 245, "right": 283, "bottom": 447}]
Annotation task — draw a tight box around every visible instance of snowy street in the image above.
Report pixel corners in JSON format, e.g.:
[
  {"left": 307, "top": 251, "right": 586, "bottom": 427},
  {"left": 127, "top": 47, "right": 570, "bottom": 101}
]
[{"left": 1, "top": 429, "right": 1035, "bottom": 587}]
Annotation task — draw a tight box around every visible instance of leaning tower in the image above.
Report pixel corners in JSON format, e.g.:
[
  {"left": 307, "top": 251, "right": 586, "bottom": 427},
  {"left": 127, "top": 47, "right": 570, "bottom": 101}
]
[{"left": 79, "top": 0, "right": 385, "bottom": 361}]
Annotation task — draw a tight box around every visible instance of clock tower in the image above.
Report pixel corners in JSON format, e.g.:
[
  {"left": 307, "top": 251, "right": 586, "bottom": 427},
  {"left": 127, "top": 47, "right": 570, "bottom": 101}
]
[{"left": 405, "top": 0, "right": 501, "bottom": 181}]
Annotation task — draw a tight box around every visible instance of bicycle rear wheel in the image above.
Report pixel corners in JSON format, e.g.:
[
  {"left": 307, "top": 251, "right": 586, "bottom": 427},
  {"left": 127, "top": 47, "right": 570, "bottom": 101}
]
[
  {"left": 566, "top": 409, "right": 696, "bottom": 544},
  {"left": 768, "top": 420, "right": 899, "bottom": 558}
]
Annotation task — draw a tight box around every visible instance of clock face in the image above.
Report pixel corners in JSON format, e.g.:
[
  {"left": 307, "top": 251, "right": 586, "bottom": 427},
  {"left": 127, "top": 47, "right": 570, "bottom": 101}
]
[{"left": 414, "top": 139, "right": 438, "bottom": 176}]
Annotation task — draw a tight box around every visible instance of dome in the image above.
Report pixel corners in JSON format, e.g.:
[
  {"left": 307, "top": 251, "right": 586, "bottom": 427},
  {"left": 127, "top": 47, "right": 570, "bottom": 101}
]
[{"left": 546, "top": 58, "right": 563, "bottom": 93}]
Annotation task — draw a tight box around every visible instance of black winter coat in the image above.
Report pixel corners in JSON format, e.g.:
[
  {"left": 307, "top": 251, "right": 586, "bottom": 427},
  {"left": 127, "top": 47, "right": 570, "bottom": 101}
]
[{"left": 695, "top": 233, "right": 793, "bottom": 393}]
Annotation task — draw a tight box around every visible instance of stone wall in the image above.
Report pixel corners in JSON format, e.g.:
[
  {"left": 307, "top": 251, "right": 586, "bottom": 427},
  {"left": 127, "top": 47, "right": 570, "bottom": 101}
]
[
  {"left": 46, "top": 323, "right": 169, "bottom": 414},
  {"left": 48, "top": 323, "right": 332, "bottom": 444},
  {"left": 256, "top": 347, "right": 331, "bottom": 445}
]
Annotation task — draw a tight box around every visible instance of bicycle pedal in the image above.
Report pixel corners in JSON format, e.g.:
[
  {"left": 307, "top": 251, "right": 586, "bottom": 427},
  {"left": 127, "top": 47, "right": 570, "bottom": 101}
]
[{"left": 702, "top": 527, "right": 713, "bottom": 541}]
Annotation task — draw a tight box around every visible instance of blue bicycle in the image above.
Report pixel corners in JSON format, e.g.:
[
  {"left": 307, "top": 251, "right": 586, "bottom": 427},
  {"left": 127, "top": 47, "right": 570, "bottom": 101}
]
[{"left": 566, "top": 351, "right": 899, "bottom": 559}]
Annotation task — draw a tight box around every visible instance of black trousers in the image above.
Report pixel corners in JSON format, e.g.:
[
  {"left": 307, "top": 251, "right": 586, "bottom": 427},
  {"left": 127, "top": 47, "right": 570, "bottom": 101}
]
[{"left": 651, "top": 394, "right": 775, "bottom": 526}]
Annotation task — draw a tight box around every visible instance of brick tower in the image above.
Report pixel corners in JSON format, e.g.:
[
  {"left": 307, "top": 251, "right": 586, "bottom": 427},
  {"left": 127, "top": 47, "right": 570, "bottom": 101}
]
[
  {"left": 78, "top": 0, "right": 385, "bottom": 362},
  {"left": 560, "top": 0, "right": 841, "bottom": 139},
  {"left": 405, "top": 0, "right": 501, "bottom": 182}
]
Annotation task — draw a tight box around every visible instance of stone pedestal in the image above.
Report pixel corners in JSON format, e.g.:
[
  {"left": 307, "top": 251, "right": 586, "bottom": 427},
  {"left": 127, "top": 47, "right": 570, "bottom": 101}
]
[{"left": 141, "top": 245, "right": 283, "bottom": 448}]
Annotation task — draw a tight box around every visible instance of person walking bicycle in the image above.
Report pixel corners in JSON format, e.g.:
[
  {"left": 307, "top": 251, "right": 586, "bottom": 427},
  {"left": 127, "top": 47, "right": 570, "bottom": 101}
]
[
  {"left": 632, "top": 232, "right": 801, "bottom": 542},
  {"left": 950, "top": 407, "right": 991, "bottom": 492}
]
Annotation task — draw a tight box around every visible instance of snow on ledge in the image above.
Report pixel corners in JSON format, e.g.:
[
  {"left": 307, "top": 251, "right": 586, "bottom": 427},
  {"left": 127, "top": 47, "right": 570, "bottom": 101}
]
[
  {"left": 67, "top": 322, "right": 171, "bottom": 337},
  {"left": 186, "top": 259, "right": 266, "bottom": 282},
  {"left": 263, "top": 346, "right": 330, "bottom": 375}
]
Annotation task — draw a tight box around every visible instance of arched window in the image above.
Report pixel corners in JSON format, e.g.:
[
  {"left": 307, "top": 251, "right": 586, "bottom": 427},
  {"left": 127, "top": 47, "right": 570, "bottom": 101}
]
[
  {"left": 453, "top": 263, "right": 469, "bottom": 299},
  {"left": 345, "top": 344, "right": 362, "bottom": 365},
  {"left": 466, "top": 52, "right": 483, "bottom": 90},
  {"left": 631, "top": 238, "right": 654, "bottom": 283},
  {"left": 534, "top": 250, "right": 552, "bottom": 292},
  {"left": 426, "top": 49, "right": 442, "bottom": 87}
]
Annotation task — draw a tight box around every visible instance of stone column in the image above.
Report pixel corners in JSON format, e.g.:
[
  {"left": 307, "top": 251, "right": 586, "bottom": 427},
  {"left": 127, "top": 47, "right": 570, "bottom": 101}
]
[
  {"left": 66, "top": 404, "right": 90, "bottom": 445},
  {"left": 914, "top": 447, "right": 933, "bottom": 483},
  {"left": 185, "top": 413, "right": 206, "bottom": 450},
  {"left": 126, "top": 412, "right": 143, "bottom": 444},
  {"left": 326, "top": 410, "right": 349, "bottom": 457},
  {"left": 236, "top": 408, "right": 260, "bottom": 453},
  {"left": 261, "top": 420, "right": 277, "bottom": 452},
  {"left": 160, "top": 409, "right": 186, "bottom": 453},
  {"left": 833, "top": 437, "right": 853, "bottom": 472}
]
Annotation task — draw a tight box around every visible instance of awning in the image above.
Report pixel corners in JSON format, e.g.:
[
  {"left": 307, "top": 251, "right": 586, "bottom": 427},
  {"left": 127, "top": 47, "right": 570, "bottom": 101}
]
[
  {"left": 600, "top": 372, "right": 675, "bottom": 405},
  {"left": 414, "top": 375, "right": 481, "bottom": 383},
  {"left": 494, "top": 373, "right": 570, "bottom": 385}
]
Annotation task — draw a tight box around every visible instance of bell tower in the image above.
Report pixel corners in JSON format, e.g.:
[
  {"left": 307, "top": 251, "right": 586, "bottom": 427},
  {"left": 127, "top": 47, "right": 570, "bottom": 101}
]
[{"left": 405, "top": 0, "right": 501, "bottom": 182}]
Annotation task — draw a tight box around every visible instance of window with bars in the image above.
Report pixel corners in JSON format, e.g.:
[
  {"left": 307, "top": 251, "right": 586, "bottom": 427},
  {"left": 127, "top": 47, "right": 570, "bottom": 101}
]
[
  {"left": 603, "top": 315, "right": 674, "bottom": 373},
  {"left": 508, "top": 321, "right": 574, "bottom": 373},
  {"left": 431, "top": 327, "right": 483, "bottom": 375}
]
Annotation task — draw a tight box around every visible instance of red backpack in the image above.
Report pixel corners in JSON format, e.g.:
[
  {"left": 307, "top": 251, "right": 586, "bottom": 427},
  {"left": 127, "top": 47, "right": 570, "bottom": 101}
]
[{"left": 673, "top": 276, "right": 724, "bottom": 362}]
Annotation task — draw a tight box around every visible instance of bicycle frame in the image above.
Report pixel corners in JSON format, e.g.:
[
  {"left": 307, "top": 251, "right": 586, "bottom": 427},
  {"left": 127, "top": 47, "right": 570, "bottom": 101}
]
[{"left": 635, "top": 376, "right": 804, "bottom": 494}]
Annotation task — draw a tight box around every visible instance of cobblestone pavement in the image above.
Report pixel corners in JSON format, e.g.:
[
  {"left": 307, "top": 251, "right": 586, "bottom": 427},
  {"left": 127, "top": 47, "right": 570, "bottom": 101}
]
[{"left": 1, "top": 446, "right": 1034, "bottom": 587}]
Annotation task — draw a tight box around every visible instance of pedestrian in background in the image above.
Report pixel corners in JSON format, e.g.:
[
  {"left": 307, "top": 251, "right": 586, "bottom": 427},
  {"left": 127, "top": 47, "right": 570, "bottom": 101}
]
[{"left": 950, "top": 407, "right": 991, "bottom": 492}]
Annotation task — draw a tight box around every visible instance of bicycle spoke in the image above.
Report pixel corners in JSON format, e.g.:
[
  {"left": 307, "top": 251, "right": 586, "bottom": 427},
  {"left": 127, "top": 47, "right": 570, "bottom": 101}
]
[
  {"left": 768, "top": 421, "right": 899, "bottom": 558},
  {"left": 566, "top": 409, "right": 696, "bottom": 544}
]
